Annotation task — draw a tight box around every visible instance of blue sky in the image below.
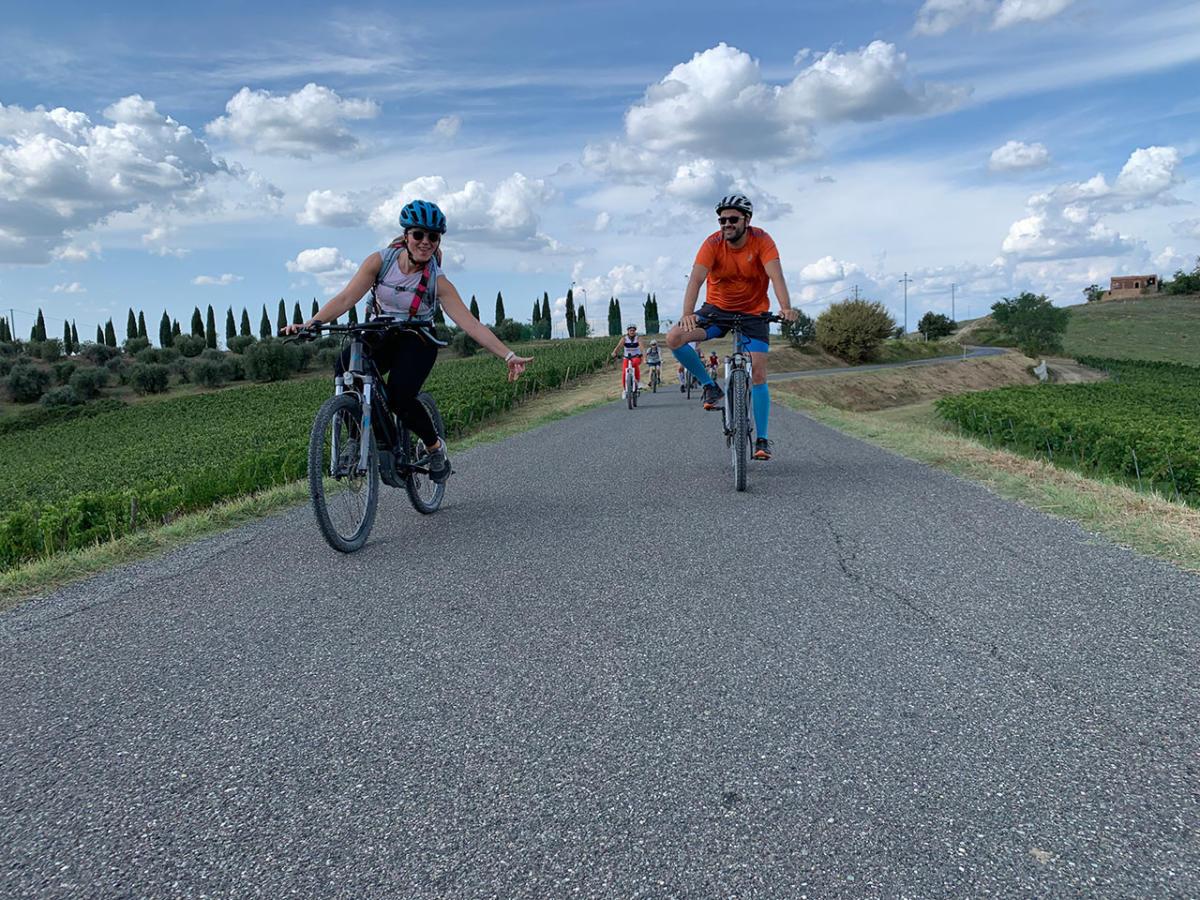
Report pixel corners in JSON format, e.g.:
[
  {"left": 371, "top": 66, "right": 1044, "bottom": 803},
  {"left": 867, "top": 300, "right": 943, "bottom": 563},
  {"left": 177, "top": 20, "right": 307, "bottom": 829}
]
[{"left": 1, "top": 0, "right": 1198, "bottom": 342}]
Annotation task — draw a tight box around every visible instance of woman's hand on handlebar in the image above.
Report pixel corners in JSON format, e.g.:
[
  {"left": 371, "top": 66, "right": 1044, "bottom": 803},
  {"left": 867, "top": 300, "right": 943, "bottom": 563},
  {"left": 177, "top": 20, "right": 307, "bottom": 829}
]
[{"left": 281, "top": 318, "right": 318, "bottom": 337}]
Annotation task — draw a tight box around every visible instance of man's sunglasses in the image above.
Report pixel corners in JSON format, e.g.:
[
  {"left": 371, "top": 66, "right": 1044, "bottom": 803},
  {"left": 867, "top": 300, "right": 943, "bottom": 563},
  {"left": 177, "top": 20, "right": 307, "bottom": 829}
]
[
  {"left": 717, "top": 216, "right": 744, "bottom": 225},
  {"left": 407, "top": 230, "right": 441, "bottom": 244}
]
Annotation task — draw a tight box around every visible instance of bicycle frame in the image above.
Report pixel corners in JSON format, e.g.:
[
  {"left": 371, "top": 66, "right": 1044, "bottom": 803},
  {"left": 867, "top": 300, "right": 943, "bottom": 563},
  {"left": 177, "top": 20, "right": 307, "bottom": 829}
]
[{"left": 722, "top": 324, "right": 754, "bottom": 437}]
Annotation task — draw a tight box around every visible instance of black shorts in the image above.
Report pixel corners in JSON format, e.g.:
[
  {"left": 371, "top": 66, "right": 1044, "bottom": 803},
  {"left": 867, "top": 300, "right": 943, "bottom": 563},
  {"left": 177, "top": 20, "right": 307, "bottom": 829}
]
[{"left": 694, "top": 303, "right": 771, "bottom": 352}]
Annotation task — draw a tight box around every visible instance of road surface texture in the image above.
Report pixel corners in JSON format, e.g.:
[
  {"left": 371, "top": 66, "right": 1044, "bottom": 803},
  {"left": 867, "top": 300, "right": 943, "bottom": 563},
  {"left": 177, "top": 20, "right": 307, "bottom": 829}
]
[{"left": 2, "top": 387, "right": 1196, "bottom": 898}]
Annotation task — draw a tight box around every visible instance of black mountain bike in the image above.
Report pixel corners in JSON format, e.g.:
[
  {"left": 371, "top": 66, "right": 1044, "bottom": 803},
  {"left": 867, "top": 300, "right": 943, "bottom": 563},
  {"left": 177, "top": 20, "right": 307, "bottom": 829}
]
[
  {"left": 715, "top": 312, "right": 783, "bottom": 492},
  {"left": 290, "top": 320, "right": 447, "bottom": 552}
]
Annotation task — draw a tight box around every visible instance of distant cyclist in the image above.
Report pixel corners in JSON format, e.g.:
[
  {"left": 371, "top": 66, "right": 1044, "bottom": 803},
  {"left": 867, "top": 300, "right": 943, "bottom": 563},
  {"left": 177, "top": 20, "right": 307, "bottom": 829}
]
[
  {"left": 611, "top": 323, "right": 643, "bottom": 397},
  {"left": 677, "top": 340, "right": 700, "bottom": 392},
  {"left": 707, "top": 351, "right": 719, "bottom": 378},
  {"left": 645, "top": 340, "right": 662, "bottom": 384},
  {"left": 284, "top": 199, "right": 532, "bottom": 482},
  {"left": 665, "top": 193, "right": 797, "bottom": 460}
]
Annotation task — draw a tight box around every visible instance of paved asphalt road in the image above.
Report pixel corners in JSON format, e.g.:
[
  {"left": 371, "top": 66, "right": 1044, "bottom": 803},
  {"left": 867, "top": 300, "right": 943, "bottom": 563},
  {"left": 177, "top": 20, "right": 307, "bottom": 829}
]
[{"left": 2, "top": 385, "right": 1197, "bottom": 898}]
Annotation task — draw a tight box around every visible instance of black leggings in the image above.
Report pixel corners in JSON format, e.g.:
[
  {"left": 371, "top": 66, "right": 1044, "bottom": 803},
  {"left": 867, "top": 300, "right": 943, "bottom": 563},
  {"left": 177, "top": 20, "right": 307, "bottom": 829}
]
[{"left": 335, "top": 330, "right": 439, "bottom": 446}]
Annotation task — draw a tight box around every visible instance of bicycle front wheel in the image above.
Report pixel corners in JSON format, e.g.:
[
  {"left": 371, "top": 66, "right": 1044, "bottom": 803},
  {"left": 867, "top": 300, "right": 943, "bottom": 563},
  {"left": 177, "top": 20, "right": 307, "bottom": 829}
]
[
  {"left": 308, "top": 393, "right": 380, "bottom": 552},
  {"left": 403, "top": 391, "right": 447, "bottom": 515},
  {"left": 626, "top": 367, "right": 635, "bottom": 409},
  {"left": 729, "top": 369, "right": 750, "bottom": 492}
]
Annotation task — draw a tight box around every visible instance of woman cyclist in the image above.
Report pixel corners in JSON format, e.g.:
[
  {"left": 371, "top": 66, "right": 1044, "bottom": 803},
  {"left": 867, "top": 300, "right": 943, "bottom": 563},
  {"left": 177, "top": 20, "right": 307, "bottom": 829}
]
[
  {"left": 611, "top": 323, "right": 643, "bottom": 398},
  {"left": 284, "top": 199, "right": 532, "bottom": 482}
]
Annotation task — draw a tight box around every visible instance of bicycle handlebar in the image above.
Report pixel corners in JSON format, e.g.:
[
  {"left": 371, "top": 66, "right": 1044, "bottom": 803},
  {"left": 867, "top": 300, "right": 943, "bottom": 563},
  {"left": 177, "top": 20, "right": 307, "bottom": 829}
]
[{"left": 282, "top": 318, "right": 434, "bottom": 344}]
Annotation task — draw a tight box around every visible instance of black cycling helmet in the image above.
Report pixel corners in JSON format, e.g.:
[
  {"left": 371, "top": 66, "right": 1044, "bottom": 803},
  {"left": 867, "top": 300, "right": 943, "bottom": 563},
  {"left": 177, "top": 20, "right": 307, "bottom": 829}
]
[
  {"left": 399, "top": 199, "right": 447, "bottom": 233},
  {"left": 715, "top": 193, "right": 753, "bottom": 217}
]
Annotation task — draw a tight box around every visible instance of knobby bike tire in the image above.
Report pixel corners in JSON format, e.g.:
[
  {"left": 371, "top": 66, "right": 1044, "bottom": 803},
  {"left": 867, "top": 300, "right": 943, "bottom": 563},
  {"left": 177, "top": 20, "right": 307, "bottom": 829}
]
[
  {"left": 650, "top": 369, "right": 659, "bottom": 392},
  {"left": 403, "top": 391, "right": 447, "bottom": 515},
  {"left": 729, "top": 368, "right": 750, "bottom": 491},
  {"left": 308, "top": 393, "right": 380, "bottom": 553},
  {"left": 626, "top": 366, "right": 635, "bottom": 410}
]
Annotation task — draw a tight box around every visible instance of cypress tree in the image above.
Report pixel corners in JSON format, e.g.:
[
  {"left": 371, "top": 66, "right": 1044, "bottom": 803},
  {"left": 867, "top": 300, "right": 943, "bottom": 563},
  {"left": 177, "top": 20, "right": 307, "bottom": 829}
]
[
  {"left": 205, "top": 305, "right": 217, "bottom": 349},
  {"left": 531, "top": 300, "right": 541, "bottom": 332},
  {"left": 0, "top": 317, "right": 8, "bottom": 342},
  {"left": 126, "top": 309, "right": 137, "bottom": 341},
  {"left": 138, "top": 310, "right": 147, "bottom": 340},
  {"left": 608, "top": 297, "right": 620, "bottom": 335},
  {"left": 469, "top": 295, "right": 480, "bottom": 319},
  {"left": 277, "top": 299, "right": 287, "bottom": 333},
  {"left": 311, "top": 298, "right": 319, "bottom": 317},
  {"left": 240, "top": 308, "right": 252, "bottom": 337},
  {"left": 190, "top": 307, "right": 203, "bottom": 336},
  {"left": 292, "top": 302, "right": 303, "bottom": 326},
  {"left": 348, "top": 304, "right": 359, "bottom": 326},
  {"left": 35, "top": 308, "right": 46, "bottom": 342},
  {"left": 495, "top": 291, "right": 505, "bottom": 324},
  {"left": 434, "top": 304, "right": 446, "bottom": 326},
  {"left": 31, "top": 324, "right": 38, "bottom": 342},
  {"left": 565, "top": 288, "right": 576, "bottom": 338},
  {"left": 71, "top": 320, "right": 79, "bottom": 349},
  {"left": 160, "top": 311, "right": 172, "bottom": 347},
  {"left": 63, "top": 320, "right": 73, "bottom": 354},
  {"left": 576, "top": 302, "right": 588, "bottom": 337},
  {"left": 96, "top": 325, "right": 104, "bottom": 344},
  {"left": 541, "top": 293, "right": 551, "bottom": 339},
  {"left": 104, "top": 319, "right": 117, "bottom": 347},
  {"left": 172, "top": 320, "right": 182, "bottom": 340},
  {"left": 259, "top": 306, "right": 271, "bottom": 339},
  {"left": 225, "top": 307, "right": 236, "bottom": 344}
]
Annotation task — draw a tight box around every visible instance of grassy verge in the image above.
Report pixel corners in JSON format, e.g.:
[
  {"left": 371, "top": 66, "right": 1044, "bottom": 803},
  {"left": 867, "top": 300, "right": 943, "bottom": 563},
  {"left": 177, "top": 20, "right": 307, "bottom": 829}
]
[
  {"left": 777, "top": 393, "right": 1200, "bottom": 573},
  {"left": 0, "top": 369, "right": 621, "bottom": 608}
]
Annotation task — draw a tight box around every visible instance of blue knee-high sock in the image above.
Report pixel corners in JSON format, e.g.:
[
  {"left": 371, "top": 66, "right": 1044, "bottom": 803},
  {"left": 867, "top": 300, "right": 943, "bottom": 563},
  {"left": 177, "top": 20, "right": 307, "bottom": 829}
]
[
  {"left": 752, "top": 383, "right": 771, "bottom": 439},
  {"left": 671, "top": 344, "right": 714, "bottom": 386}
]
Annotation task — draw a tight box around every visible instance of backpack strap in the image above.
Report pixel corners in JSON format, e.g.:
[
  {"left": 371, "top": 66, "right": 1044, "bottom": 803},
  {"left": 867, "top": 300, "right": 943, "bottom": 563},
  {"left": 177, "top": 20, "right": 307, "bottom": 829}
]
[
  {"left": 407, "top": 260, "right": 434, "bottom": 319},
  {"left": 370, "top": 243, "right": 405, "bottom": 318}
]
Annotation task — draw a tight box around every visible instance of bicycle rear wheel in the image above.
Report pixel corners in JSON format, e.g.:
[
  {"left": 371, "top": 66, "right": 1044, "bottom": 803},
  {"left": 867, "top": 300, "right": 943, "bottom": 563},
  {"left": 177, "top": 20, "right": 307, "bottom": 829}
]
[
  {"left": 729, "top": 368, "right": 750, "bottom": 491},
  {"left": 626, "top": 366, "right": 635, "bottom": 409},
  {"left": 308, "top": 393, "right": 379, "bottom": 552},
  {"left": 403, "top": 391, "right": 447, "bottom": 515}
]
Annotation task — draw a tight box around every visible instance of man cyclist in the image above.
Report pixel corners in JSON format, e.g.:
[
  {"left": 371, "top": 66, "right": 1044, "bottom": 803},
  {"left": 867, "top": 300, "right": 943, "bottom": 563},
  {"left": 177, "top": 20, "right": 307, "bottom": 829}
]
[
  {"left": 284, "top": 199, "right": 531, "bottom": 482},
  {"left": 706, "top": 350, "right": 720, "bottom": 379},
  {"left": 610, "top": 323, "right": 643, "bottom": 398},
  {"left": 645, "top": 340, "right": 662, "bottom": 387},
  {"left": 665, "top": 193, "right": 797, "bottom": 461}
]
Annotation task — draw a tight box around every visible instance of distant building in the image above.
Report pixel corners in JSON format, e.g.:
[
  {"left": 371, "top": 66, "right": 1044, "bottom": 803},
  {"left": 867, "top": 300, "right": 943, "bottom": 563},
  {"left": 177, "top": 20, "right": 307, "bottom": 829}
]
[{"left": 1108, "top": 274, "right": 1161, "bottom": 299}]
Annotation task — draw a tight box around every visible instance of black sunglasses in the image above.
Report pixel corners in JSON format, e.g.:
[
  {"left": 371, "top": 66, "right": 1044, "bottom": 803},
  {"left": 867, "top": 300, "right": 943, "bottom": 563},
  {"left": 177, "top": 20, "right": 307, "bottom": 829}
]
[
  {"left": 407, "top": 230, "right": 441, "bottom": 244},
  {"left": 717, "top": 215, "right": 744, "bottom": 225}
]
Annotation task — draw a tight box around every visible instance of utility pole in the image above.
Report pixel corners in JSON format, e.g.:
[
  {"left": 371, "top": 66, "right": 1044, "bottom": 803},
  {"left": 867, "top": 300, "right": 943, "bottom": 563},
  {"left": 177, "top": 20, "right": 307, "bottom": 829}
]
[
  {"left": 898, "top": 273, "right": 912, "bottom": 334},
  {"left": 951, "top": 283, "right": 957, "bottom": 322},
  {"left": 852, "top": 284, "right": 860, "bottom": 300}
]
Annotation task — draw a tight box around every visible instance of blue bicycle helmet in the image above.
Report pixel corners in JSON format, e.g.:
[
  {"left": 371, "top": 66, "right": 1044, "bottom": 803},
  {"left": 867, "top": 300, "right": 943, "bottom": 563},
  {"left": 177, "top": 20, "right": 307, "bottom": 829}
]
[{"left": 398, "top": 199, "right": 447, "bottom": 233}]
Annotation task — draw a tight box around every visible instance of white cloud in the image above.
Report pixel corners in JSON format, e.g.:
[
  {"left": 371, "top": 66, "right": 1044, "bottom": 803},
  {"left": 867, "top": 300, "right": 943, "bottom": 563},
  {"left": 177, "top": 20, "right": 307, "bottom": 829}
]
[
  {"left": 913, "top": 0, "right": 1074, "bottom": 34},
  {"left": 205, "top": 83, "right": 379, "bottom": 158},
  {"left": 433, "top": 115, "right": 461, "bottom": 140},
  {"left": 594, "top": 211, "right": 611, "bottom": 232},
  {"left": 192, "top": 273, "right": 243, "bottom": 286},
  {"left": 52, "top": 241, "right": 100, "bottom": 262},
  {"left": 52, "top": 281, "right": 85, "bottom": 293},
  {"left": 1000, "top": 145, "right": 1183, "bottom": 261},
  {"left": 799, "top": 256, "right": 863, "bottom": 284},
  {"left": 369, "top": 173, "right": 565, "bottom": 252},
  {"left": 0, "top": 95, "right": 229, "bottom": 263},
  {"left": 1170, "top": 219, "right": 1200, "bottom": 240},
  {"left": 286, "top": 246, "right": 359, "bottom": 290},
  {"left": 142, "top": 224, "right": 188, "bottom": 257},
  {"left": 914, "top": 0, "right": 992, "bottom": 36},
  {"left": 587, "top": 41, "right": 965, "bottom": 179},
  {"left": 297, "top": 189, "right": 361, "bottom": 227},
  {"left": 993, "top": 0, "right": 1074, "bottom": 30},
  {"left": 988, "top": 140, "right": 1051, "bottom": 172},
  {"left": 1154, "top": 246, "right": 1188, "bottom": 271}
]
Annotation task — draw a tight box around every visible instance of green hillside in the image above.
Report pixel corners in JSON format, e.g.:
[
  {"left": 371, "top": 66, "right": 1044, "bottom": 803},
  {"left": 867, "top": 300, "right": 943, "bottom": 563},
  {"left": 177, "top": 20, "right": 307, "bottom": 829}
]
[{"left": 1063, "top": 294, "right": 1200, "bottom": 365}]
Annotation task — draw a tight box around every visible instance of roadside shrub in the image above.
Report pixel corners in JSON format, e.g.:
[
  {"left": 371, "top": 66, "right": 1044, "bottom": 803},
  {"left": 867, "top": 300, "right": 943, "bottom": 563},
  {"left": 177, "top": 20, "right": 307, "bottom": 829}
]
[
  {"left": 69, "top": 366, "right": 108, "bottom": 399},
  {"left": 990, "top": 292, "right": 1069, "bottom": 359},
  {"left": 316, "top": 347, "right": 341, "bottom": 369},
  {"left": 226, "top": 334, "right": 257, "bottom": 354},
  {"left": 136, "top": 346, "right": 179, "bottom": 365},
  {"left": 40, "top": 385, "right": 83, "bottom": 408},
  {"left": 79, "top": 342, "right": 119, "bottom": 365},
  {"left": 128, "top": 363, "right": 170, "bottom": 395},
  {"left": 28, "top": 339, "right": 63, "bottom": 362},
  {"left": 0, "top": 341, "right": 19, "bottom": 357},
  {"left": 815, "top": 300, "right": 896, "bottom": 363},
  {"left": 780, "top": 311, "right": 815, "bottom": 347},
  {"left": 170, "top": 357, "right": 192, "bottom": 384},
  {"left": 123, "top": 336, "right": 151, "bottom": 356},
  {"left": 192, "top": 358, "right": 228, "bottom": 388},
  {"left": 491, "top": 320, "right": 523, "bottom": 343},
  {"left": 0, "top": 358, "right": 13, "bottom": 378},
  {"left": 917, "top": 312, "right": 957, "bottom": 340},
  {"left": 6, "top": 364, "right": 51, "bottom": 403},
  {"left": 105, "top": 356, "right": 129, "bottom": 384},
  {"left": 53, "top": 361, "right": 77, "bottom": 385},
  {"left": 244, "top": 339, "right": 298, "bottom": 382},
  {"left": 174, "top": 334, "right": 205, "bottom": 358},
  {"left": 450, "top": 330, "right": 479, "bottom": 357},
  {"left": 224, "top": 354, "right": 246, "bottom": 381}
]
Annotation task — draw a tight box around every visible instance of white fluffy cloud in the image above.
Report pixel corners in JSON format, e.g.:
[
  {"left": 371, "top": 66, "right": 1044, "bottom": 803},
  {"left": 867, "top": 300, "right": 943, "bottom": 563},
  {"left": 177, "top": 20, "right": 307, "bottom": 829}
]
[
  {"left": 914, "top": 0, "right": 1074, "bottom": 34},
  {"left": 0, "top": 95, "right": 229, "bottom": 263},
  {"left": 52, "top": 241, "right": 100, "bottom": 262},
  {"left": 205, "top": 83, "right": 379, "bottom": 158},
  {"left": 989, "top": 140, "right": 1051, "bottom": 172},
  {"left": 297, "top": 189, "right": 361, "bottom": 227},
  {"left": 369, "top": 173, "right": 563, "bottom": 251},
  {"left": 52, "top": 281, "right": 85, "bottom": 293},
  {"left": 1001, "top": 145, "right": 1182, "bottom": 261},
  {"left": 1170, "top": 219, "right": 1200, "bottom": 240},
  {"left": 192, "top": 273, "right": 242, "bottom": 286},
  {"left": 798, "top": 256, "right": 863, "bottom": 284},
  {"left": 433, "top": 115, "right": 461, "bottom": 140},
  {"left": 286, "top": 246, "right": 358, "bottom": 289}
]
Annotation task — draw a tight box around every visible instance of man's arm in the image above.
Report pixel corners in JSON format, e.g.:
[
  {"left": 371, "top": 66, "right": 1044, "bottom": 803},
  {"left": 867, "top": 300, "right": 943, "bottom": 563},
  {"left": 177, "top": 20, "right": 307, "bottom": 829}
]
[
  {"left": 764, "top": 259, "right": 797, "bottom": 321},
  {"left": 679, "top": 264, "right": 709, "bottom": 331}
]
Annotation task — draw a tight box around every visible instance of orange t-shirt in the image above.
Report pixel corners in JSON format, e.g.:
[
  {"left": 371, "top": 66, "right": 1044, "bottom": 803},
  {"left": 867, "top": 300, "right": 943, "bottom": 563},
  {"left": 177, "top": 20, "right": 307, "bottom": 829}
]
[{"left": 694, "top": 227, "right": 780, "bottom": 314}]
